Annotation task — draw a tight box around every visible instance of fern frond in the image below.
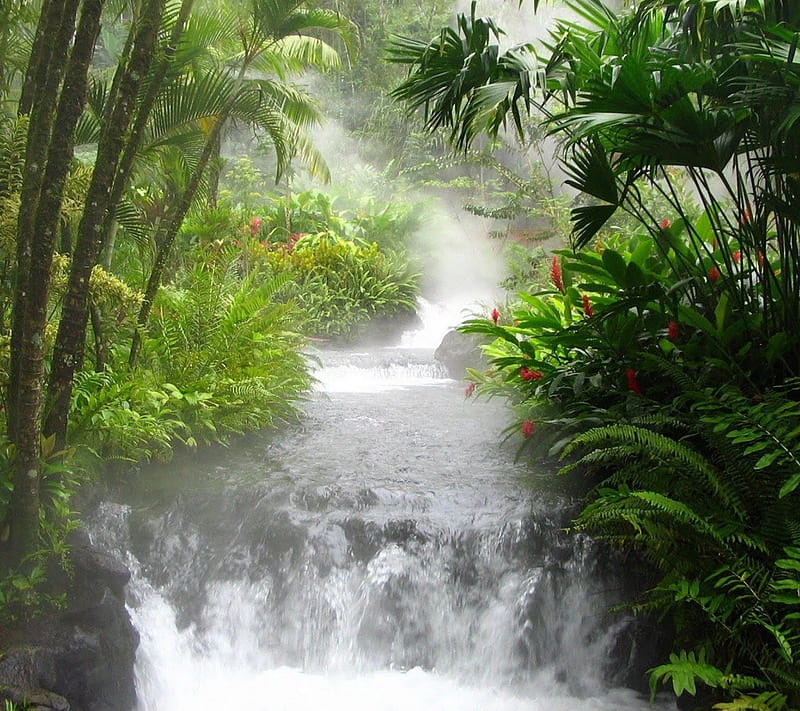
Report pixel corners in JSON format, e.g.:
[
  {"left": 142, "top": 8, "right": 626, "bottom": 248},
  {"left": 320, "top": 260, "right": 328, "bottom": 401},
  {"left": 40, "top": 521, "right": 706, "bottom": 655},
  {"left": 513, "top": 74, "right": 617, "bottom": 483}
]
[
  {"left": 713, "top": 691, "right": 789, "bottom": 710},
  {"left": 562, "top": 423, "right": 746, "bottom": 518}
]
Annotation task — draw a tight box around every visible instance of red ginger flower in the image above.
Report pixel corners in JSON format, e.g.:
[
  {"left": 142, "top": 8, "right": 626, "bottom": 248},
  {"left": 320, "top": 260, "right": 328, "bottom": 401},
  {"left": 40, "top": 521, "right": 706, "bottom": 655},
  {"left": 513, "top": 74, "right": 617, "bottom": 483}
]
[
  {"left": 491, "top": 308, "right": 500, "bottom": 325},
  {"left": 550, "top": 255, "right": 564, "bottom": 293},
  {"left": 521, "top": 420, "right": 535, "bottom": 438},
  {"left": 659, "top": 218, "right": 671, "bottom": 230},
  {"left": 520, "top": 367, "right": 543, "bottom": 382},
  {"left": 709, "top": 265, "right": 720, "bottom": 283},
  {"left": 249, "top": 216, "right": 262, "bottom": 236},
  {"left": 667, "top": 320, "right": 679, "bottom": 342},
  {"left": 626, "top": 368, "right": 641, "bottom": 394},
  {"left": 732, "top": 250, "right": 741, "bottom": 265},
  {"left": 464, "top": 382, "right": 476, "bottom": 398},
  {"left": 582, "top": 294, "right": 593, "bottom": 318}
]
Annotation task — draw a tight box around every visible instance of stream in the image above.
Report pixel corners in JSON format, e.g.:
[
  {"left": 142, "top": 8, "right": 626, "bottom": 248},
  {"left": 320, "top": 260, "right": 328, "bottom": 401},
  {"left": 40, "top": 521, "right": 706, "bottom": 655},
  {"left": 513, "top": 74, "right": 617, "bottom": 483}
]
[{"left": 86, "top": 327, "right": 676, "bottom": 710}]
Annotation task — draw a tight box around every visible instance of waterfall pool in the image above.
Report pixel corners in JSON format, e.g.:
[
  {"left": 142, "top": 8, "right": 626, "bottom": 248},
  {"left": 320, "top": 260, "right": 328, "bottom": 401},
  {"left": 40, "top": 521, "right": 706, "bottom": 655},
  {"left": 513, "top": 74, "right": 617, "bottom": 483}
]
[{"left": 86, "top": 346, "right": 676, "bottom": 711}]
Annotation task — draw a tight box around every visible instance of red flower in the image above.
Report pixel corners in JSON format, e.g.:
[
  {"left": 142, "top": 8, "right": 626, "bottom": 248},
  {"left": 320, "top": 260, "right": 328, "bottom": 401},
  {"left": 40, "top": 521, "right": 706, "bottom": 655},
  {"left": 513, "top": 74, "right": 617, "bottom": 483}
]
[
  {"left": 582, "top": 294, "right": 594, "bottom": 318},
  {"left": 491, "top": 308, "right": 500, "bottom": 325},
  {"left": 659, "top": 218, "right": 671, "bottom": 230},
  {"left": 521, "top": 420, "right": 535, "bottom": 438},
  {"left": 758, "top": 251, "right": 766, "bottom": 268},
  {"left": 550, "top": 255, "right": 564, "bottom": 293},
  {"left": 249, "top": 216, "right": 263, "bottom": 236},
  {"left": 520, "top": 367, "right": 543, "bottom": 382},
  {"left": 626, "top": 368, "right": 641, "bottom": 394},
  {"left": 464, "top": 382, "right": 476, "bottom": 398},
  {"left": 708, "top": 265, "right": 720, "bottom": 283},
  {"left": 732, "top": 250, "right": 741, "bottom": 265},
  {"left": 667, "top": 320, "right": 679, "bottom": 342},
  {"left": 740, "top": 208, "right": 752, "bottom": 225}
]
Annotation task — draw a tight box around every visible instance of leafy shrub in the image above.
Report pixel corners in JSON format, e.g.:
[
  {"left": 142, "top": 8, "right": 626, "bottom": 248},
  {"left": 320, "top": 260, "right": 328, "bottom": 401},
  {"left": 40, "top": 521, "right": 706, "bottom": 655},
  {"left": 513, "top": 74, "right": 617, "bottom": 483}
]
[
  {"left": 264, "top": 233, "right": 420, "bottom": 340},
  {"left": 463, "top": 231, "right": 800, "bottom": 707}
]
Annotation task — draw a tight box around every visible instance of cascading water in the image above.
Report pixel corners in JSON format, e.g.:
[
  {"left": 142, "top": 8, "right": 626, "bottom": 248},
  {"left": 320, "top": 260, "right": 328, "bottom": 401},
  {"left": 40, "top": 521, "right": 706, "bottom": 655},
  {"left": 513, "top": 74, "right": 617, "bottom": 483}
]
[{"left": 85, "top": 314, "right": 675, "bottom": 711}]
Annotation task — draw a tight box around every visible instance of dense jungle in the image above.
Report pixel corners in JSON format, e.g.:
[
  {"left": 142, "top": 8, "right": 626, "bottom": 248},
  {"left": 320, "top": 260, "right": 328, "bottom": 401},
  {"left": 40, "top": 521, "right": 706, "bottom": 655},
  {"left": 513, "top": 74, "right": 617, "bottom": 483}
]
[{"left": 1, "top": 0, "right": 799, "bottom": 709}]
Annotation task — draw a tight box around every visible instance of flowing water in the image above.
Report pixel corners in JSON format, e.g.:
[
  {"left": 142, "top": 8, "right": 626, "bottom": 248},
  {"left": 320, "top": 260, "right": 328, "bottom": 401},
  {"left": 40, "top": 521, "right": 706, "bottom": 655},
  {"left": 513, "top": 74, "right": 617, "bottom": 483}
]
[{"left": 86, "top": 325, "right": 675, "bottom": 711}]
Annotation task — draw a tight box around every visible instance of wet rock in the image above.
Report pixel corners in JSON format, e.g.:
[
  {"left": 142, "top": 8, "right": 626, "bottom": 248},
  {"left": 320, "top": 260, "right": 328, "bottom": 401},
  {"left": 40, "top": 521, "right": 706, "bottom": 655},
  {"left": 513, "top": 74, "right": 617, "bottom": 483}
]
[
  {"left": 434, "top": 330, "right": 488, "bottom": 379},
  {"left": 0, "top": 685, "right": 70, "bottom": 710},
  {"left": 310, "top": 523, "right": 350, "bottom": 574},
  {"left": 354, "top": 310, "right": 423, "bottom": 346},
  {"left": 0, "top": 532, "right": 138, "bottom": 711},
  {"left": 341, "top": 517, "right": 383, "bottom": 562}
]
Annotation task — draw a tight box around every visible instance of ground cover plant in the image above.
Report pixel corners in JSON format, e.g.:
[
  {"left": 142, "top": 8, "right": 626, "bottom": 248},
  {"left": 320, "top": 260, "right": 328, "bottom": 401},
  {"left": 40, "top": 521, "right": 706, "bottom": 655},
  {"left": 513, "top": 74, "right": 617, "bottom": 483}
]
[{"left": 390, "top": 0, "right": 800, "bottom": 707}]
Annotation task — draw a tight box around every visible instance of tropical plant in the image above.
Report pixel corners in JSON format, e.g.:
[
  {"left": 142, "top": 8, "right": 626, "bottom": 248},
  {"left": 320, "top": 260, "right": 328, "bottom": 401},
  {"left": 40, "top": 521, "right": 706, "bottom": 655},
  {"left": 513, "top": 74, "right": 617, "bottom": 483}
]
[
  {"left": 264, "top": 233, "right": 420, "bottom": 340},
  {"left": 565, "top": 384, "right": 800, "bottom": 709},
  {"left": 0, "top": 0, "right": 357, "bottom": 561},
  {"left": 389, "top": 0, "right": 800, "bottom": 386},
  {"left": 138, "top": 250, "right": 311, "bottom": 439},
  {"left": 125, "top": 0, "right": 358, "bottom": 368}
]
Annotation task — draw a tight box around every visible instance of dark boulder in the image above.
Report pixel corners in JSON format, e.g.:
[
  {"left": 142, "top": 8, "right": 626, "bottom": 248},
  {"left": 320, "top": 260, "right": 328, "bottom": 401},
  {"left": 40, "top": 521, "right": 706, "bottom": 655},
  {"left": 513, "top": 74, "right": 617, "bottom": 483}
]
[
  {"left": 434, "top": 329, "right": 488, "bottom": 379},
  {"left": 0, "top": 532, "right": 139, "bottom": 711}
]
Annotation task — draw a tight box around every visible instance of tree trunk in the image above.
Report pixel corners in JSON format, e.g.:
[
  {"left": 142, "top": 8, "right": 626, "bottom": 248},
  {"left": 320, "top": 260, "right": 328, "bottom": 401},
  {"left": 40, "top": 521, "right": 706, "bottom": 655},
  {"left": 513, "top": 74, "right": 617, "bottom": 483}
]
[
  {"left": 7, "top": 0, "right": 105, "bottom": 562},
  {"left": 45, "top": 0, "right": 166, "bottom": 447},
  {"left": 90, "top": 300, "right": 107, "bottom": 372},
  {"left": 97, "top": 0, "right": 195, "bottom": 267},
  {"left": 206, "top": 130, "right": 222, "bottom": 208},
  {"left": 8, "top": 0, "right": 79, "bottom": 443},
  {"left": 129, "top": 115, "right": 227, "bottom": 368}
]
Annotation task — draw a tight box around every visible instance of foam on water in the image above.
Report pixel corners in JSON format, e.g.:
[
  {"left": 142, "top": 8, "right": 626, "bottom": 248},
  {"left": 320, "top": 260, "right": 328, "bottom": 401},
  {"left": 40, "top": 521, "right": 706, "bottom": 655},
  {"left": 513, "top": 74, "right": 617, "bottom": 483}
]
[
  {"left": 87, "top": 338, "right": 676, "bottom": 711},
  {"left": 130, "top": 584, "right": 669, "bottom": 711}
]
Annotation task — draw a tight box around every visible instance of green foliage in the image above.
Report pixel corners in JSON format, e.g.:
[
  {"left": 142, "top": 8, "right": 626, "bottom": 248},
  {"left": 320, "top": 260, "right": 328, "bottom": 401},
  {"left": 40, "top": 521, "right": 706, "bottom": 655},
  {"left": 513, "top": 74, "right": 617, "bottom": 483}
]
[
  {"left": 67, "top": 369, "right": 183, "bottom": 463},
  {"left": 185, "top": 186, "right": 423, "bottom": 341},
  {"left": 460, "top": 230, "right": 800, "bottom": 706},
  {"left": 266, "top": 234, "right": 419, "bottom": 340},
  {"left": 0, "top": 546, "right": 69, "bottom": 626},
  {"left": 139, "top": 253, "right": 312, "bottom": 441}
]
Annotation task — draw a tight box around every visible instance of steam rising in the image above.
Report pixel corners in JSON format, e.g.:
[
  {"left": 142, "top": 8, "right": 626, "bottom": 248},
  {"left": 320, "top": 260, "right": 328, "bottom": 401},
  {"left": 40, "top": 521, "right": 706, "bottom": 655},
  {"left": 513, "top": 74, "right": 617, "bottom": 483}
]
[{"left": 303, "top": 114, "right": 507, "bottom": 345}]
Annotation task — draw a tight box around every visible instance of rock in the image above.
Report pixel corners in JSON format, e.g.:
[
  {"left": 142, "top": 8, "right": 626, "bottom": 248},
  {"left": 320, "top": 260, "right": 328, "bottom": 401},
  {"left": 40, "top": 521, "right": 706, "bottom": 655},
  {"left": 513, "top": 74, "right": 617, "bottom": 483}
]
[
  {"left": 0, "top": 534, "right": 139, "bottom": 711},
  {"left": 0, "top": 685, "right": 70, "bottom": 710},
  {"left": 434, "top": 329, "right": 488, "bottom": 379},
  {"left": 71, "top": 545, "right": 131, "bottom": 598}
]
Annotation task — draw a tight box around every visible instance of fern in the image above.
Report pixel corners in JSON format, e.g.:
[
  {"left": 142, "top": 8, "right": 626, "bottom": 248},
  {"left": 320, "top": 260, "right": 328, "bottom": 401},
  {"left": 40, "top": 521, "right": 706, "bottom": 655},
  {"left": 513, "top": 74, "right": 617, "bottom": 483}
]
[
  {"left": 561, "top": 423, "right": 746, "bottom": 518},
  {"left": 649, "top": 649, "right": 725, "bottom": 700},
  {"left": 713, "top": 692, "right": 789, "bottom": 710}
]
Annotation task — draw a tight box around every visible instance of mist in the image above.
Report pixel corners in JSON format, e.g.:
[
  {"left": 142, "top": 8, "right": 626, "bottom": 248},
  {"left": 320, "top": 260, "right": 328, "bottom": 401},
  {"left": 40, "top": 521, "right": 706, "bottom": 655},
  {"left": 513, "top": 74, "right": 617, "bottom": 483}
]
[{"left": 303, "top": 115, "right": 507, "bottom": 324}]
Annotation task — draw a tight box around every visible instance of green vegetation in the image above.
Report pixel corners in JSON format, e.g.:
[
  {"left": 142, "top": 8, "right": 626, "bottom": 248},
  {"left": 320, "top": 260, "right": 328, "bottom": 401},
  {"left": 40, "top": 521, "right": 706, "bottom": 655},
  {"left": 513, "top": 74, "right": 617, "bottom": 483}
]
[
  {"left": 0, "top": 0, "right": 421, "bottom": 624},
  {"left": 391, "top": 0, "right": 800, "bottom": 707}
]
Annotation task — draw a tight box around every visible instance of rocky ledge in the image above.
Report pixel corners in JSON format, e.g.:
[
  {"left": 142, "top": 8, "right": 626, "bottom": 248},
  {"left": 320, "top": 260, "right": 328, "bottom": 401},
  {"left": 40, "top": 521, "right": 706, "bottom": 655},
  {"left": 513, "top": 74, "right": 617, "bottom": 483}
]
[{"left": 0, "top": 531, "right": 138, "bottom": 711}]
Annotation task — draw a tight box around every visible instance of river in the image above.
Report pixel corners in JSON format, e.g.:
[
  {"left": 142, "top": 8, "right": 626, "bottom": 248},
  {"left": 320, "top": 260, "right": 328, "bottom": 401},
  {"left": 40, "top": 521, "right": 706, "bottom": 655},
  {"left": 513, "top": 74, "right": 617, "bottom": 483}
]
[{"left": 85, "top": 335, "right": 676, "bottom": 710}]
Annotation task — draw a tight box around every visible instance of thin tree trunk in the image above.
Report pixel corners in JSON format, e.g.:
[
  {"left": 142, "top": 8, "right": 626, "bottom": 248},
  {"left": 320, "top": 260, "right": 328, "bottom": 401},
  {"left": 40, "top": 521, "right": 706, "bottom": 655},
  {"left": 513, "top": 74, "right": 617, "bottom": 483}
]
[
  {"left": 207, "top": 130, "right": 222, "bottom": 208},
  {"left": 8, "top": 0, "right": 79, "bottom": 442},
  {"left": 129, "top": 115, "right": 227, "bottom": 368},
  {"left": 7, "top": 0, "right": 105, "bottom": 562},
  {"left": 59, "top": 217, "right": 73, "bottom": 254},
  {"left": 90, "top": 301, "right": 107, "bottom": 372},
  {"left": 17, "top": 0, "right": 62, "bottom": 118},
  {"left": 97, "top": 0, "right": 195, "bottom": 267},
  {"left": 45, "top": 0, "right": 166, "bottom": 446}
]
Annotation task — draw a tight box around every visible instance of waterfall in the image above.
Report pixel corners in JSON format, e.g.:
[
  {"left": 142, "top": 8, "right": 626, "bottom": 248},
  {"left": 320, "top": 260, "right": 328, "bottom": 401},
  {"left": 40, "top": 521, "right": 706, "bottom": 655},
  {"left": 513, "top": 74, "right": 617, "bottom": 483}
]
[{"left": 86, "top": 345, "right": 674, "bottom": 710}]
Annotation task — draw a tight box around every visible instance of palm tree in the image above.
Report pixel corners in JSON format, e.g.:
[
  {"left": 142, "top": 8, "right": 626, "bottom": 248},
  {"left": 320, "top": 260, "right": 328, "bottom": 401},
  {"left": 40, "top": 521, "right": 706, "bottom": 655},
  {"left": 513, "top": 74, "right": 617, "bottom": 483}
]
[
  {"left": 125, "top": 0, "right": 357, "bottom": 367},
  {"left": 388, "top": 0, "right": 800, "bottom": 382}
]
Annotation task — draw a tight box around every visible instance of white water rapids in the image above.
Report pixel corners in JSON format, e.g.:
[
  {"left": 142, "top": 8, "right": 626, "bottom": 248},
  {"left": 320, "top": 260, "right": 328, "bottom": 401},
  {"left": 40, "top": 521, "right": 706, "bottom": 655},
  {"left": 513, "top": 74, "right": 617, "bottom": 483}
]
[{"left": 86, "top": 311, "right": 676, "bottom": 711}]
